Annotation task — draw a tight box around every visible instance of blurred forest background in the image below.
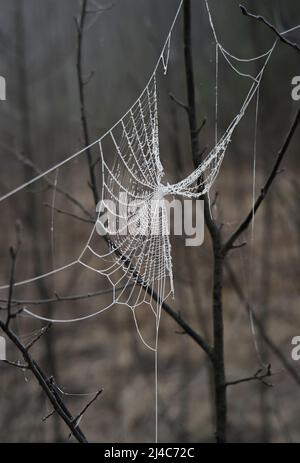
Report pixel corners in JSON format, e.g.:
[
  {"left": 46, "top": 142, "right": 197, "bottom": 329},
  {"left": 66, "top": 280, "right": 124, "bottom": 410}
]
[{"left": 0, "top": 0, "right": 299, "bottom": 443}]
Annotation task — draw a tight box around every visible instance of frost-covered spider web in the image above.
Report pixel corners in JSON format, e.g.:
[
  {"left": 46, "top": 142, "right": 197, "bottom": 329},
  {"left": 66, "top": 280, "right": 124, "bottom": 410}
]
[{"left": 0, "top": 0, "right": 298, "bottom": 442}]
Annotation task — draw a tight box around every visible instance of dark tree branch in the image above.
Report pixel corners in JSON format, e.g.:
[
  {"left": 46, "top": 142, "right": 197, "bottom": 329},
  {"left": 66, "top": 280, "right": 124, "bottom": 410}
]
[
  {"left": 225, "top": 261, "right": 300, "bottom": 388},
  {"left": 72, "top": 389, "right": 103, "bottom": 428},
  {"left": 196, "top": 118, "right": 207, "bottom": 136},
  {"left": 13, "top": 150, "right": 93, "bottom": 219},
  {"left": 76, "top": 0, "right": 99, "bottom": 205},
  {"left": 240, "top": 5, "right": 300, "bottom": 53},
  {"left": 0, "top": 316, "right": 88, "bottom": 443},
  {"left": 86, "top": 4, "right": 114, "bottom": 15},
  {"left": 227, "top": 266, "right": 300, "bottom": 386},
  {"left": 225, "top": 366, "right": 272, "bottom": 388},
  {"left": 0, "top": 239, "right": 90, "bottom": 443},
  {"left": 0, "top": 285, "right": 129, "bottom": 307},
  {"left": 43, "top": 203, "right": 93, "bottom": 224},
  {"left": 223, "top": 110, "right": 300, "bottom": 255},
  {"left": 6, "top": 223, "right": 22, "bottom": 326},
  {"left": 26, "top": 323, "right": 52, "bottom": 351},
  {"left": 3, "top": 360, "right": 29, "bottom": 370},
  {"left": 157, "top": 294, "right": 214, "bottom": 360},
  {"left": 42, "top": 410, "right": 56, "bottom": 422},
  {"left": 231, "top": 242, "right": 247, "bottom": 250},
  {"left": 169, "top": 92, "right": 190, "bottom": 113}
]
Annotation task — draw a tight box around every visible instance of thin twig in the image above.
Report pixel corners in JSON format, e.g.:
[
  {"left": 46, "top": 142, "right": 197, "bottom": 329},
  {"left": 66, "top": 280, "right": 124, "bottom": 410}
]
[
  {"left": 42, "top": 410, "right": 56, "bottom": 422},
  {"left": 13, "top": 150, "right": 93, "bottom": 220},
  {"left": 240, "top": 5, "right": 300, "bottom": 53},
  {"left": 159, "top": 294, "right": 214, "bottom": 360},
  {"left": 3, "top": 360, "right": 29, "bottom": 370},
  {"left": 169, "top": 92, "right": 190, "bottom": 113},
  {"left": 196, "top": 118, "right": 207, "bottom": 136},
  {"left": 0, "top": 319, "right": 88, "bottom": 442},
  {"left": 225, "top": 261, "right": 300, "bottom": 388},
  {"left": 26, "top": 323, "right": 52, "bottom": 351},
  {"left": 72, "top": 389, "right": 103, "bottom": 427},
  {"left": 225, "top": 365, "right": 272, "bottom": 388},
  {"left": 43, "top": 203, "right": 93, "bottom": 224},
  {"left": 0, "top": 285, "right": 131, "bottom": 307},
  {"left": 86, "top": 4, "right": 114, "bottom": 15},
  {"left": 76, "top": 0, "right": 99, "bottom": 205},
  {"left": 0, "top": 233, "right": 89, "bottom": 442},
  {"left": 6, "top": 223, "right": 22, "bottom": 326}
]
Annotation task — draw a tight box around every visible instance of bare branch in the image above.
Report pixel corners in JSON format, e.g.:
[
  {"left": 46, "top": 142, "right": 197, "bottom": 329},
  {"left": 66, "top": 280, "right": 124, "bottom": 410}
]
[
  {"left": 108, "top": 242, "right": 214, "bottom": 358},
  {"left": 0, "top": 285, "right": 131, "bottom": 307},
  {"left": 72, "top": 389, "right": 103, "bottom": 428},
  {"left": 0, "top": 233, "right": 91, "bottom": 442},
  {"left": 86, "top": 3, "right": 114, "bottom": 15},
  {"left": 42, "top": 410, "right": 56, "bottom": 422},
  {"left": 43, "top": 203, "right": 93, "bottom": 224},
  {"left": 0, "top": 319, "right": 88, "bottom": 442},
  {"left": 76, "top": 0, "right": 99, "bottom": 205},
  {"left": 6, "top": 223, "right": 22, "bottom": 326},
  {"left": 223, "top": 110, "right": 300, "bottom": 255},
  {"left": 196, "top": 118, "right": 207, "bottom": 136},
  {"left": 2, "top": 360, "right": 29, "bottom": 370},
  {"left": 169, "top": 92, "right": 190, "bottom": 113},
  {"left": 26, "top": 323, "right": 52, "bottom": 351},
  {"left": 159, "top": 295, "right": 214, "bottom": 360},
  {"left": 240, "top": 5, "right": 300, "bottom": 53},
  {"left": 13, "top": 150, "right": 93, "bottom": 220},
  {"left": 225, "top": 365, "right": 273, "bottom": 388},
  {"left": 225, "top": 261, "right": 300, "bottom": 388},
  {"left": 211, "top": 191, "right": 219, "bottom": 209},
  {"left": 230, "top": 242, "right": 247, "bottom": 250},
  {"left": 83, "top": 70, "right": 95, "bottom": 86}
]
